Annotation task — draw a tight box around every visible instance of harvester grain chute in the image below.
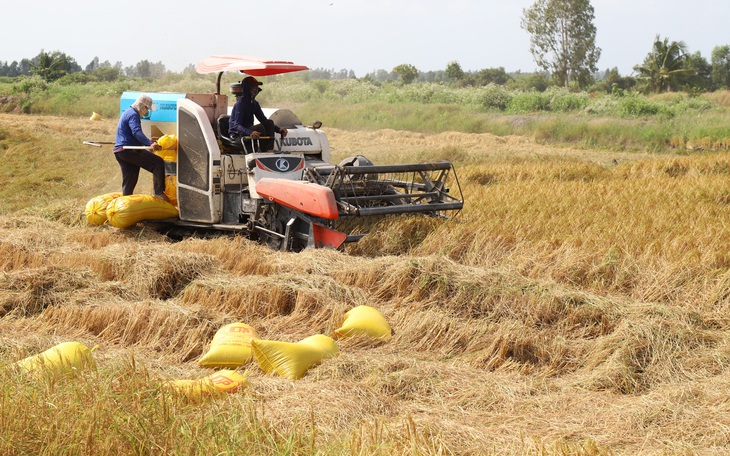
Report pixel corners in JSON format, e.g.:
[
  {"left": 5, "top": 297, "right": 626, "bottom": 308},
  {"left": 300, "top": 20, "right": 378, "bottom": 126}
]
[{"left": 103, "top": 55, "right": 464, "bottom": 251}]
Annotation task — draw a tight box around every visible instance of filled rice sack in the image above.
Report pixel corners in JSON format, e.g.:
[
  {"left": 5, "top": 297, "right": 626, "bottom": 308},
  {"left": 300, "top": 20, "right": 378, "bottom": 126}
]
[
  {"left": 162, "top": 174, "right": 178, "bottom": 207},
  {"left": 13, "top": 341, "right": 96, "bottom": 378},
  {"left": 251, "top": 334, "right": 339, "bottom": 380},
  {"left": 198, "top": 322, "right": 259, "bottom": 369},
  {"left": 334, "top": 305, "right": 392, "bottom": 341},
  {"left": 157, "top": 134, "right": 177, "bottom": 151},
  {"left": 85, "top": 192, "right": 121, "bottom": 226},
  {"left": 106, "top": 194, "right": 179, "bottom": 229},
  {"left": 155, "top": 141, "right": 178, "bottom": 206},
  {"left": 166, "top": 369, "right": 247, "bottom": 402}
]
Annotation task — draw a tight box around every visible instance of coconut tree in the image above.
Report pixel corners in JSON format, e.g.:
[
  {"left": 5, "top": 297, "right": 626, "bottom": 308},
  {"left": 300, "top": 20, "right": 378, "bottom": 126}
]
[
  {"left": 30, "top": 50, "right": 80, "bottom": 82},
  {"left": 633, "top": 35, "right": 695, "bottom": 93}
]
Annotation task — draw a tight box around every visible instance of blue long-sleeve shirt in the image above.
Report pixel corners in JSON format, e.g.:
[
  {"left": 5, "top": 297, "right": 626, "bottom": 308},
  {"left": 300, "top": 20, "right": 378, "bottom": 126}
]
[
  {"left": 228, "top": 93, "right": 281, "bottom": 137},
  {"left": 114, "top": 107, "right": 152, "bottom": 151}
]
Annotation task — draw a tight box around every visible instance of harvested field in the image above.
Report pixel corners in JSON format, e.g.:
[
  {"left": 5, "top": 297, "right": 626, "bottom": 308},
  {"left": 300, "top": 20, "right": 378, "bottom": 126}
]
[{"left": 1, "top": 113, "right": 730, "bottom": 454}]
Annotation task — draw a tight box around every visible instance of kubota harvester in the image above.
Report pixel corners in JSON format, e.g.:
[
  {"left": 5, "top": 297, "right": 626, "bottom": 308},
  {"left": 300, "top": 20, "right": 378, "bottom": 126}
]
[{"left": 117, "top": 55, "right": 464, "bottom": 251}]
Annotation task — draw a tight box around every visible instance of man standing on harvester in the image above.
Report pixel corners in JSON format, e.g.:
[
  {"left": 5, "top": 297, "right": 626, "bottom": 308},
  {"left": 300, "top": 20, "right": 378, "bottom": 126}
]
[
  {"left": 228, "top": 76, "right": 288, "bottom": 152},
  {"left": 113, "top": 94, "right": 168, "bottom": 202}
]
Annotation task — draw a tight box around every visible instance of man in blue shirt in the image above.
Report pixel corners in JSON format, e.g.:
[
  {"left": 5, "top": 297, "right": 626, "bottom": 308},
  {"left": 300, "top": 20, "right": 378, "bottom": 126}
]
[
  {"left": 228, "top": 76, "right": 287, "bottom": 152},
  {"left": 113, "top": 94, "right": 168, "bottom": 201}
]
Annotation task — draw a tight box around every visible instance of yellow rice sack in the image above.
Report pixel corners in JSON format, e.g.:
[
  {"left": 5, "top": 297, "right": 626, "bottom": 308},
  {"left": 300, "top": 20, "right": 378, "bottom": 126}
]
[
  {"left": 14, "top": 341, "right": 96, "bottom": 378},
  {"left": 334, "top": 305, "right": 392, "bottom": 341},
  {"left": 155, "top": 143, "right": 178, "bottom": 207},
  {"left": 198, "top": 322, "right": 259, "bottom": 369},
  {"left": 106, "top": 194, "right": 179, "bottom": 229},
  {"left": 163, "top": 174, "right": 178, "bottom": 207},
  {"left": 157, "top": 134, "right": 177, "bottom": 150},
  {"left": 155, "top": 146, "right": 177, "bottom": 162},
  {"left": 85, "top": 192, "right": 121, "bottom": 226},
  {"left": 166, "top": 369, "right": 247, "bottom": 402},
  {"left": 251, "top": 334, "right": 339, "bottom": 380}
]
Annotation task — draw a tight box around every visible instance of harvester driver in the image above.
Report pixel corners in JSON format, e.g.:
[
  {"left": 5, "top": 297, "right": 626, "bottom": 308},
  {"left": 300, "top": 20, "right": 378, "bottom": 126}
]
[{"left": 228, "top": 76, "right": 287, "bottom": 152}]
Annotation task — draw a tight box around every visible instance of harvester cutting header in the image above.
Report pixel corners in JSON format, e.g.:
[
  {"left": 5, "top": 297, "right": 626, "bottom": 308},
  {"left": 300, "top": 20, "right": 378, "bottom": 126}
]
[{"left": 87, "top": 55, "right": 464, "bottom": 251}]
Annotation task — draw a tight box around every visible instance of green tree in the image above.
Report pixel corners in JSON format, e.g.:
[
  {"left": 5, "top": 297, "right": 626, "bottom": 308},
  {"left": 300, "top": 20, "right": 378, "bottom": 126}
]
[
  {"left": 510, "top": 71, "right": 551, "bottom": 92},
  {"left": 30, "top": 50, "right": 80, "bottom": 82},
  {"left": 633, "top": 35, "right": 695, "bottom": 93},
  {"left": 392, "top": 64, "right": 419, "bottom": 84},
  {"left": 18, "top": 59, "right": 32, "bottom": 76},
  {"left": 445, "top": 61, "right": 465, "bottom": 81},
  {"left": 473, "top": 67, "right": 512, "bottom": 86},
  {"left": 711, "top": 45, "right": 730, "bottom": 90},
  {"left": 125, "top": 60, "right": 167, "bottom": 79},
  {"left": 685, "top": 51, "right": 711, "bottom": 91},
  {"left": 92, "top": 66, "right": 121, "bottom": 82},
  {"left": 85, "top": 56, "right": 100, "bottom": 73},
  {"left": 521, "top": 0, "right": 601, "bottom": 89},
  {"left": 591, "top": 67, "right": 636, "bottom": 94}
]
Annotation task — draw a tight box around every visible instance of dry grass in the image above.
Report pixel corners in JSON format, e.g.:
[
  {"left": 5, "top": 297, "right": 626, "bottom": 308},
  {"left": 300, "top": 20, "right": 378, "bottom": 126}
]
[{"left": 2, "top": 113, "right": 730, "bottom": 454}]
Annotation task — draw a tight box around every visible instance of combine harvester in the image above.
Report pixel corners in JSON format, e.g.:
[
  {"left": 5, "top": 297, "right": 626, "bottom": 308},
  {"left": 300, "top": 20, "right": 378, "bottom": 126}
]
[{"left": 115, "top": 55, "right": 464, "bottom": 251}]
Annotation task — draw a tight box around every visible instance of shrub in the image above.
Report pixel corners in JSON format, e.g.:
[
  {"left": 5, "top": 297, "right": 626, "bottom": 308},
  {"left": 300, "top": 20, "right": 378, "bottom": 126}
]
[
  {"left": 584, "top": 95, "right": 620, "bottom": 115},
  {"left": 12, "top": 75, "right": 48, "bottom": 95},
  {"left": 507, "top": 91, "right": 551, "bottom": 113},
  {"left": 618, "top": 95, "right": 662, "bottom": 117},
  {"left": 547, "top": 88, "right": 589, "bottom": 112},
  {"left": 57, "top": 73, "right": 96, "bottom": 85},
  {"left": 477, "top": 84, "right": 512, "bottom": 111}
]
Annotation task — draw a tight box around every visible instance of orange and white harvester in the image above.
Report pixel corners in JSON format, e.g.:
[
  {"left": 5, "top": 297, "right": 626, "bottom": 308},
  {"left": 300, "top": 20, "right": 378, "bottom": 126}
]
[{"left": 125, "top": 55, "right": 463, "bottom": 251}]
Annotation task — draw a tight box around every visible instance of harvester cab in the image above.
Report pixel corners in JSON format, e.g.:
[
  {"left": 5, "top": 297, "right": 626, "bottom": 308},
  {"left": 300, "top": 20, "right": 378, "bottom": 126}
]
[{"left": 124, "top": 55, "right": 463, "bottom": 252}]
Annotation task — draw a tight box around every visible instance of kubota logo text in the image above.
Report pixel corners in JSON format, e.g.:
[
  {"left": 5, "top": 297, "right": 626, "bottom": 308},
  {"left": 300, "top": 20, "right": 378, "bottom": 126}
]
[{"left": 282, "top": 137, "right": 313, "bottom": 146}]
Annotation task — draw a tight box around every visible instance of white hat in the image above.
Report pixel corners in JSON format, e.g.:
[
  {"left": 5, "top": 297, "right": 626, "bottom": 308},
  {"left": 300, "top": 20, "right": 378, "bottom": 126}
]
[{"left": 132, "top": 94, "right": 153, "bottom": 111}]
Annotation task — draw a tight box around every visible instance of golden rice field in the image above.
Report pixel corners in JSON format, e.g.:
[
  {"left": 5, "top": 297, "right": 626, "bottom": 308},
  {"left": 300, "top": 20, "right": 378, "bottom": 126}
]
[{"left": 1, "top": 113, "right": 730, "bottom": 455}]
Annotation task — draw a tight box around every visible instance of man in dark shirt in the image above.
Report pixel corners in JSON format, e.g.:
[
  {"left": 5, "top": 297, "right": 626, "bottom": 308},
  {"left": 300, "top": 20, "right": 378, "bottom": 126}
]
[
  {"left": 113, "top": 94, "right": 168, "bottom": 201},
  {"left": 228, "top": 76, "right": 287, "bottom": 152}
]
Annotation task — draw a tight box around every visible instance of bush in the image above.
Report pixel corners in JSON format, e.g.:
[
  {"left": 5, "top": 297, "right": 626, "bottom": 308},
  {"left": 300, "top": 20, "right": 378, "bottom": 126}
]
[
  {"left": 507, "top": 91, "right": 551, "bottom": 113},
  {"left": 618, "top": 95, "right": 662, "bottom": 117},
  {"left": 547, "top": 88, "right": 589, "bottom": 112},
  {"left": 57, "top": 73, "right": 96, "bottom": 85},
  {"left": 584, "top": 95, "right": 620, "bottom": 115},
  {"left": 477, "top": 84, "right": 512, "bottom": 111},
  {"left": 12, "top": 75, "right": 48, "bottom": 95}
]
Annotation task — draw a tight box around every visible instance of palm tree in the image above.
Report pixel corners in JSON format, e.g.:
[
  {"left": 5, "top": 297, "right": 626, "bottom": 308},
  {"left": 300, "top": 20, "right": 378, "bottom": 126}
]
[
  {"left": 30, "top": 50, "right": 79, "bottom": 82},
  {"left": 633, "top": 35, "right": 695, "bottom": 93}
]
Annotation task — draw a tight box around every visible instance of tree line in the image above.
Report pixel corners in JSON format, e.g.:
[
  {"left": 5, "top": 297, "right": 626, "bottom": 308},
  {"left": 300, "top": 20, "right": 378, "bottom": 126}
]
[
  {"left": 3, "top": 0, "right": 730, "bottom": 95},
  {"left": 0, "top": 50, "right": 173, "bottom": 82},
  {"left": 519, "top": 0, "right": 730, "bottom": 93}
]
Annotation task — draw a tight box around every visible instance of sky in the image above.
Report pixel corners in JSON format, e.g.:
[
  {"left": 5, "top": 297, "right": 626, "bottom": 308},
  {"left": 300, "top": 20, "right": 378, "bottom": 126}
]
[{"left": 2, "top": 0, "right": 729, "bottom": 78}]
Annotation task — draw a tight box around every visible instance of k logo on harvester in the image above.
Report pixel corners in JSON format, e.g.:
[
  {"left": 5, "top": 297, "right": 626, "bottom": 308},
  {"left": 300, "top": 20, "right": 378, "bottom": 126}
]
[
  {"left": 256, "top": 156, "right": 304, "bottom": 173},
  {"left": 275, "top": 158, "right": 290, "bottom": 172}
]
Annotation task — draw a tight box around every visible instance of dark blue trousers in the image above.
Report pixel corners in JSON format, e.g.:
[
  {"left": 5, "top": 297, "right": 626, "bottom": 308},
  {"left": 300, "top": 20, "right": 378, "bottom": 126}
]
[{"left": 114, "top": 149, "right": 166, "bottom": 196}]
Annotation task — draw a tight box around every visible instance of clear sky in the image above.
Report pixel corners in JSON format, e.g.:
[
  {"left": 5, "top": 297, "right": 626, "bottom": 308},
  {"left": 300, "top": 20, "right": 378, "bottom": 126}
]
[{"left": 2, "top": 0, "right": 728, "bottom": 77}]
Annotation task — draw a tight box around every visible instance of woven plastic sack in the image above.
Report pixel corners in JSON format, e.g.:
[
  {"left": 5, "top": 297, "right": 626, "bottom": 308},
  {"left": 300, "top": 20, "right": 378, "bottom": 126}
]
[
  {"left": 85, "top": 192, "right": 121, "bottom": 226},
  {"left": 163, "top": 174, "right": 178, "bottom": 207},
  {"left": 166, "top": 369, "right": 247, "bottom": 402},
  {"left": 251, "top": 334, "right": 339, "bottom": 380},
  {"left": 157, "top": 134, "right": 177, "bottom": 150},
  {"left": 155, "top": 144, "right": 178, "bottom": 206},
  {"left": 198, "top": 323, "right": 259, "bottom": 369},
  {"left": 14, "top": 341, "right": 96, "bottom": 378},
  {"left": 334, "top": 305, "right": 392, "bottom": 341},
  {"left": 155, "top": 146, "right": 177, "bottom": 163},
  {"left": 106, "top": 194, "right": 179, "bottom": 229}
]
